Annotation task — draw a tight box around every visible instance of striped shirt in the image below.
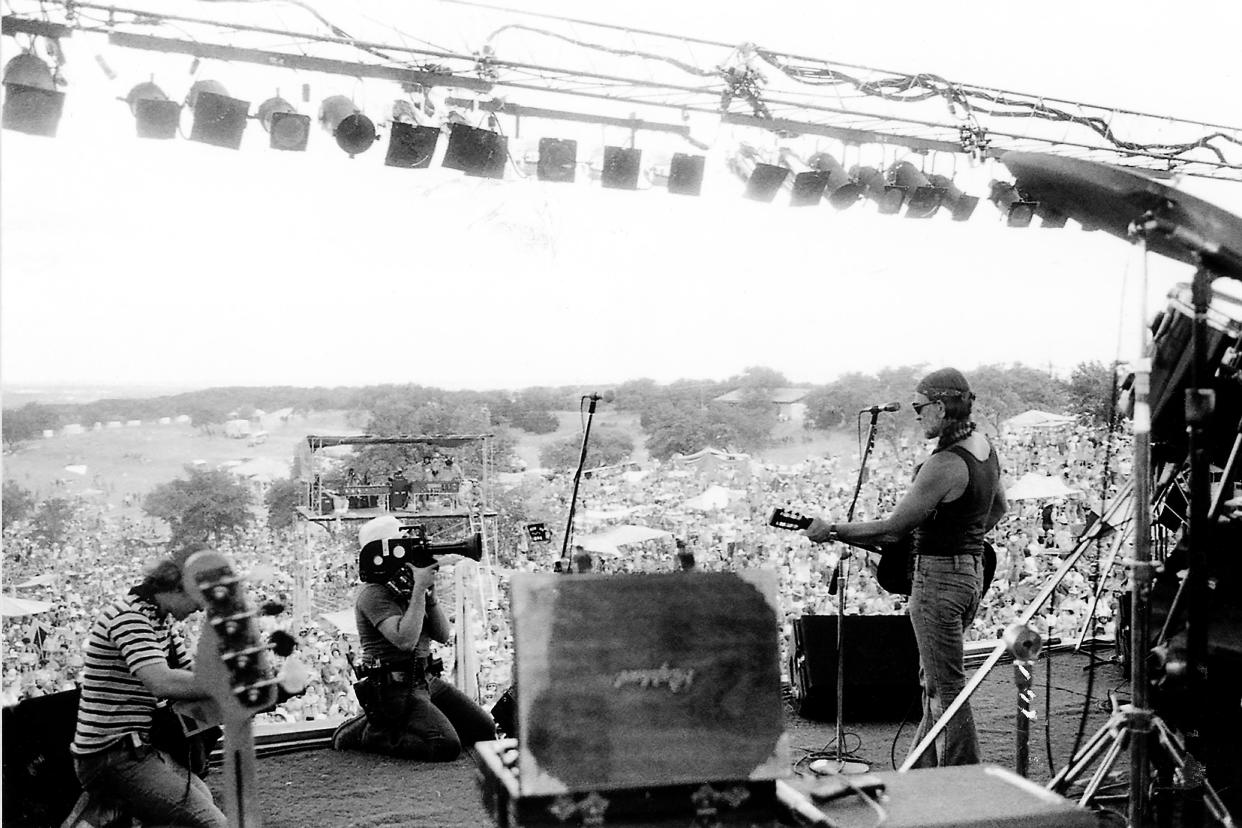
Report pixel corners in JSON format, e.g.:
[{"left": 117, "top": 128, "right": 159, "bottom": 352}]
[{"left": 72, "top": 595, "right": 190, "bottom": 755}]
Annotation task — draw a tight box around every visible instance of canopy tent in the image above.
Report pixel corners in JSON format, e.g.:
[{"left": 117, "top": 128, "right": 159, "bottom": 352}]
[
  {"left": 320, "top": 608, "right": 358, "bottom": 637},
  {"left": 681, "top": 485, "right": 746, "bottom": 512},
  {"left": 1007, "top": 472, "right": 1082, "bottom": 500},
  {"left": 228, "top": 457, "right": 292, "bottom": 482},
  {"left": 576, "top": 524, "right": 674, "bottom": 555},
  {"left": 1003, "top": 410, "right": 1078, "bottom": 430},
  {"left": 16, "top": 574, "right": 58, "bottom": 588},
  {"left": 1, "top": 596, "right": 54, "bottom": 617}
]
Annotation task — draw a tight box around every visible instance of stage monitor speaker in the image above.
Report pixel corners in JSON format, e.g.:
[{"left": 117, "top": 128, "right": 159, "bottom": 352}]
[
  {"left": 791, "top": 615, "right": 919, "bottom": 720},
  {"left": 1, "top": 688, "right": 82, "bottom": 827}
]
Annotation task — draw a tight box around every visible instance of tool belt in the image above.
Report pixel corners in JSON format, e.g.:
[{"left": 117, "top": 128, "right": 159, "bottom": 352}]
[{"left": 352, "top": 657, "right": 427, "bottom": 727}]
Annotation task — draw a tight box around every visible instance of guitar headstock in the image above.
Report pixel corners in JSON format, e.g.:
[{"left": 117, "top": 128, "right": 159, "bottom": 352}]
[
  {"left": 182, "top": 550, "right": 278, "bottom": 724},
  {"left": 768, "top": 507, "right": 813, "bottom": 532}
]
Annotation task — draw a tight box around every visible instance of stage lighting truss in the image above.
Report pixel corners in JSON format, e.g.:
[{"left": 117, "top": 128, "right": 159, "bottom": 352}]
[
  {"left": 805, "top": 152, "right": 863, "bottom": 209},
  {"left": 851, "top": 165, "right": 906, "bottom": 215}
]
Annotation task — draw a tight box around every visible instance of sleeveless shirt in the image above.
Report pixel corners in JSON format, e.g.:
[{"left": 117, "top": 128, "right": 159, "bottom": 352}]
[{"left": 913, "top": 440, "right": 1000, "bottom": 557}]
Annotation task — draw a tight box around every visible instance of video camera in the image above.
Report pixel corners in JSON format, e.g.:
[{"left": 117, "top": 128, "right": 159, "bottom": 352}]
[{"left": 359, "top": 525, "right": 483, "bottom": 585}]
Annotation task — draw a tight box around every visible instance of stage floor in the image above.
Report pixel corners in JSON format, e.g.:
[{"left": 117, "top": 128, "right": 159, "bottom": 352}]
[{"left": 210, "top": 647, "right": 1187, "bottom": 827}]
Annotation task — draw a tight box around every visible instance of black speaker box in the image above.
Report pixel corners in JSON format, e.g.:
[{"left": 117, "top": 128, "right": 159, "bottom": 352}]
[
  {"left": 791, "top": 615, "right": 919, "bottom": 720},
  {"left": 2, "top": 688, "right": 82, "bottom": 827}
]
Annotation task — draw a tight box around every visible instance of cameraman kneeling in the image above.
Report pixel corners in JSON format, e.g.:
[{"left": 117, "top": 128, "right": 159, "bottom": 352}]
[{"left": 332, "top": 517, "right": 495, "bottom": 760}]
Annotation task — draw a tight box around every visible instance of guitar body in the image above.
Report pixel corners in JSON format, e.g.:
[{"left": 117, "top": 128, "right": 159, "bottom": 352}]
[
  {"left": 183, "top": 550, "right": 278, "bottom": 828},
  {"left": 768, "top": 508, "right": 997, "bottom": 598}
]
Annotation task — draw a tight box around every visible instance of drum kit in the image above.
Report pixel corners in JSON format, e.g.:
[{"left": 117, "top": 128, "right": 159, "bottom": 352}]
[{"left": 996, "top": 152, "right": 1242, "bottom": 826}]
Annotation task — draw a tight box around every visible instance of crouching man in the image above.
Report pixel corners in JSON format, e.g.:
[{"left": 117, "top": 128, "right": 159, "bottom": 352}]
[
  {"left": 332, "top": 516, "right": 494, "bottom": 759},
  {"left": 71, "top": 546, "right": 225, "bottom": 828}
]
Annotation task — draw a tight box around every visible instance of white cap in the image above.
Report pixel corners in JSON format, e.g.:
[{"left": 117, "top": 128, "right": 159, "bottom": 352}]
[{"left": 359, "top": 515, "right": 403, "bottom": 549}]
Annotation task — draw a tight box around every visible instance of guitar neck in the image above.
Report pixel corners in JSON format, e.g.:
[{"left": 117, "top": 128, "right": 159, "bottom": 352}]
[{"left": 221, "top": 721, "right": 261, "bottom": 828}]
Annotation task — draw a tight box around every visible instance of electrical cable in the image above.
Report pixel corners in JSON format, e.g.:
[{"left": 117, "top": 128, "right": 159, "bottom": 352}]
[
  {"left": 889, "top": 688, "right": 920, "bottom": 770},
  {"left": 484, "top": 23, "right": 718, "bottom": 79}
]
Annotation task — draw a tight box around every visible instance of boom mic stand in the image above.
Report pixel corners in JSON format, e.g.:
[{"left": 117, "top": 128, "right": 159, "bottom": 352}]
[
  {"left": 821, "top": 408, "right": 886, "bottom": 775},
  {"left": 560, "top": 394, "right": 604, "bottom": 567}
]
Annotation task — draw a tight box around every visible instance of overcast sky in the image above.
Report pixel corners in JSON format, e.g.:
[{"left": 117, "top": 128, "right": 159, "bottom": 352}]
[{"left": 2, "top": 0, "right": 1241, "bottom": 394}]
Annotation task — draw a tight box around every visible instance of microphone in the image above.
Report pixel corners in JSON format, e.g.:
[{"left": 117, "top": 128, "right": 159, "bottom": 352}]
[
  {"left": 860, "top": 402, "right": 901, "bottom": 414},
  {"left": 585, "top": 391, "right": 615, "bottom": 403}
]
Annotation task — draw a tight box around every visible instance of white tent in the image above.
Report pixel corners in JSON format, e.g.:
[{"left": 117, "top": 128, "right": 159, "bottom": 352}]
[
  {"left": 1, "top": 596, "right": 54, "bottom": 617},
  {"left": 16, "top": 574, "right": 58, "bottom": 588},
  {"left": 1003, "top": 410, "right": 1078, "bottom": 430},
  {"left": 1007, "top": 472, "right": 1082, "bottom": 500},
  {"left": 681, "top": 485, "right": 745, "bottom": 512},
  {"left": 320, "top": 609, "right": 358, "bottom": 637},
  {"left": 576, "top": 524, "right": 673, "bottom": 555}
]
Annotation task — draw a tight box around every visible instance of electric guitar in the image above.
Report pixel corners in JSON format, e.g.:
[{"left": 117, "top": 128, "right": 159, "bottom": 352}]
[
  {"left": 183, "top": 550, "right": 279, "bottom": 828},
  {"left": 768, "top": 507, "right": 997, "bottom": 597},
  {"left": 768, "top": 507, "right": 914, "bottom": 595}
]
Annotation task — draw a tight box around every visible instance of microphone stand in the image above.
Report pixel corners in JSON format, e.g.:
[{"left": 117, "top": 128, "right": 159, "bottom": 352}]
[
  {"left": 824, "top": 409, "right": 883, "bottom": 774},
  {"left": 560, "top": 395, "right": 601, "bottom": 566}
]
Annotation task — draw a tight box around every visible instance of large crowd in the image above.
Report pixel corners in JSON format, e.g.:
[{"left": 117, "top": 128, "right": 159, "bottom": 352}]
[{"left": 2, "top": 421, "right": 1133, "bottom": 727}]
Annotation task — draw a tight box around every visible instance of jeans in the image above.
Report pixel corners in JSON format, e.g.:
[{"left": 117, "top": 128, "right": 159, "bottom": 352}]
[
  {"left": 907, "top": 553, "right": 982, "bottom": 768},
  {"left": 332, "top": 675, "right": 496, "bottom": 760},
  {"left": 73, "top": 737, "right": 227, "bottom": 828}
]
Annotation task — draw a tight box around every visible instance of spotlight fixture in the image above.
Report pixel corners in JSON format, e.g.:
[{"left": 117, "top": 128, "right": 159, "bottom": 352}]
[
  {"left": 806, "top": 152, "right": 863, "bottom": 209},
  {"left": 442, "top": 122, "right": 506, "bottom": 178},
  {"left": 2, "top": 53, "right": 63, "bottom": 137},
  {"left": 887, "top": 161, "right": 946, "bottom": 219},
  {"left": 1036, "top": 203, "right": 1069, "bottom": 229},
  {"left": 536, "top": 137, "right": 577, "bottom": 183},
  {"left": 850, "top": 165, "right": 906, "bottom": 215},
  {"left": 988, "top": 181, "right": 1038, "bottom": 228},
  {"left": 257, "top": 96, "right": 309, "bottom": 151},
  {"left": 667, "top": 152, "right": 705, "bottom": 196},
  {"left": 125, "top": 82, "right": 180, "bottom": 139},
  {"left": 187, "top": 82, "right": 248, "bottom": 149},
  {"left": 790, "top": 171, "right": 830, "bottom": 206},
  {"left": 744, "top": 163, "right": 790, "bottom": 202},
  {"left": 385, "top": 121, "right": 439, "bottom": 168},
  {"left": 926, "top": 174, "right": 981, "bottom": 221},
  {"left": 601, "top": 146, "right": 642, "bottom": 190},
  {"left": 319, "top": 95, "right": 376, "bottom": 156}
]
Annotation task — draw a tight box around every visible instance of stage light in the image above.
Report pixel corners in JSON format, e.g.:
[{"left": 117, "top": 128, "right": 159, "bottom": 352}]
[
  {"left": 850, "top": 166, "right": 907, "bottom": 214},
  {"left": 601, "top": 146, "right": 642, "bottom": 190},
  {"left": 536, "top": 137, "right": 577, "bottom": 183},
  {"left": 319, "top": 95, "right": 376, "bottom": 156},
  {"left": 385, "top": 122, "right": 439, "bottom": 168},
  {"left": 887, "top": 161, "right": 946, "bottom": 219},
  {"left": 790, "top": 171, "right": 830, "bottom": 206},
  {"left": 1036, "top": 204, "right": 1069, "bottom": 229},
  {"left": 125, "top": 82, "right": 180, "bottom": 139},
  {"left": 257, "top": 96, "right": 309, "bottom": 151},
  {"left": 988, "top": 181, "right": 1038, "bottom": 228},
  {"left": 2, "top": 53, "right": 63, "bottom": 137},
  {"left": 187, "top": 81, "right": 248, "bottom": 149},
  {"left": 926, "top": 174, "right": 981, "bottom": 222},
  {"left": 806, "top": 152, "right": 863, "bottom": 209},
  {"left": 745, "top": 163, "right": 790, "bottom": 202},
  {"left": 442, "top": 122, "right": 506, "bottom": 178},
  {"left": 668, "top": 152, "right": 705, "bottom": 196}
]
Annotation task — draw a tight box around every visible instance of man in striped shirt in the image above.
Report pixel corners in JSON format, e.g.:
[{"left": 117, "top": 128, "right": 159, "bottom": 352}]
[{"left": 71, "top": 548, "right": 226, "bottom": 828}]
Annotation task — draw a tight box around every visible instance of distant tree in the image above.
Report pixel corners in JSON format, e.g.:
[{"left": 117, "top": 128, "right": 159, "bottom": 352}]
[
  {"left": 509, "top": 404, "right": 558, "bottom": 434},
  {"left": 185, "top": 402, "right": 229, "bottom": 436},
  {"left": 264, "top": 478, "right": 303, "bottom": 532},
  {"left": 1067, "top": 361, "right": 1118, "bottom": 427},
  {"left": 2, "top": 402, "right": 60, "bottom": 446},
  {"left": 143, "top": 467, "right": 253, "bottom": 546},
  {"left": 539, "top": 427, "right": 635, "bottom": 471},
  {"left": 968, "top": 364, "right": 1069, "bottom": 433},
  {"left": 2, "top": 480, "right": 36, "bottom": 528},
  {"left": 30, "top": 496, "right": 78, "bottom": 549}
]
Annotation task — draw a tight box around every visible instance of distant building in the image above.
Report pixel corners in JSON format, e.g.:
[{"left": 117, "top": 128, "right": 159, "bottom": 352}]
[
  {"left": 105, "top": 421, "right": 122, "bottom": 429},
  {"left": 125, "top": 420, "right": 142, "bottom": 427},
  {"left": 62, "top": 424, "right": 85, "bottom": 436},
  {"left": 158, "top": 417, "right": 172, "bottom": 425},
  {"left": 713, "top": 387, "right": 809, "bottom": 423},
  {"left": 174, "top": 414, "right": 191, "bottom": 424},
  {"left": 224, "top": 419, "right": 253, "bottom": 438}
]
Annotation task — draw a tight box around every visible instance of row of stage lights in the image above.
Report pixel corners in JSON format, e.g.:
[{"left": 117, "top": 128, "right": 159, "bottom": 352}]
[{"left": 3, "top": 51, "right": 1050, "bottom": 226}]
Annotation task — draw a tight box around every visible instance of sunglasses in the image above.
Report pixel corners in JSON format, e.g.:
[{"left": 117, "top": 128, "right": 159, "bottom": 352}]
[{"left": 912, "top": 400, "right": 941, "bottom": 415}]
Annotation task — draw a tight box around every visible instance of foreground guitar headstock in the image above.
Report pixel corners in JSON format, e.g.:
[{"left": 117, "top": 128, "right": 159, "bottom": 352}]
[{"left": 182, "top": 550, "right": 278, "bottom": 720}]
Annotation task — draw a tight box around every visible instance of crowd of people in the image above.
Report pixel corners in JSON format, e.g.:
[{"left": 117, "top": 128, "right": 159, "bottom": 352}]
[{"left": 2, "top": 420, "right": 1133, "bottom": 729}]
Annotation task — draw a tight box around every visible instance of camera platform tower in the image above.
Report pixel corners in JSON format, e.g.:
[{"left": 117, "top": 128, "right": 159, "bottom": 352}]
[{"left": 292, "top": 433, "right": 501, "bottom": 701}]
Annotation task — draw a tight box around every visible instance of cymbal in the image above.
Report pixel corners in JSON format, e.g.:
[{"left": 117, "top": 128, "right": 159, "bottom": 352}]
[{"left": 1000, "top": 152, "right": 1242, "bottom": 280}]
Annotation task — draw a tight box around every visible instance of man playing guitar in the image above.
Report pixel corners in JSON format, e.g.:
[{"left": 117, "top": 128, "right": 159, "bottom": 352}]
[{"left": 803, "top": 367, "right": 1007, "bottom": 768}]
